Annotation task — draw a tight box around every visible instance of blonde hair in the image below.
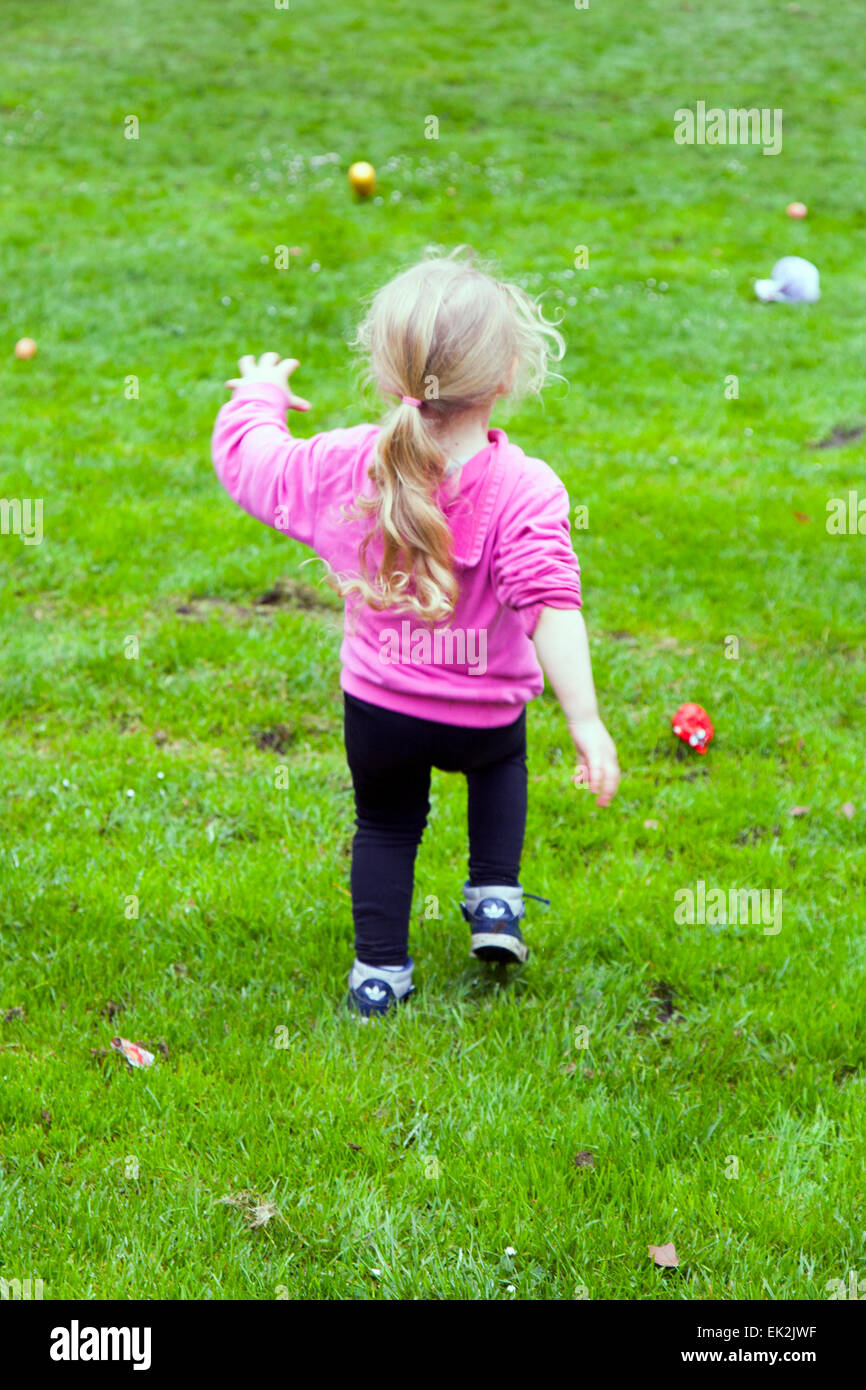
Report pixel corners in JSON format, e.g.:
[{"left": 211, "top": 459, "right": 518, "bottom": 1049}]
[{"left": 339, "top": 247, "right": 565, "bottom": 624}]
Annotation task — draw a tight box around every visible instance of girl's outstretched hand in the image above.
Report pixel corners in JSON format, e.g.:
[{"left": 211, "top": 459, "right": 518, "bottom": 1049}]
[
  {"left": 568, "top": 715, "right": 620, "bottom": 807},
  {"left": 225, "top": 353, "right": 312, "bottom": 411}
]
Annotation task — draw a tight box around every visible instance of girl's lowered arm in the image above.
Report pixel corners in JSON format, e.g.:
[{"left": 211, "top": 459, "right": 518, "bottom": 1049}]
[{"left": 531, "top": 605, "right": 620, "bottom": 807}]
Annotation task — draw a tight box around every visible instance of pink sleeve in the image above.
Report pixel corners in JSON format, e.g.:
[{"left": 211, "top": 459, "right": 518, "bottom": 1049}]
[
  {"left": 492, "top": 478, "right": 582, "bottom": 636},
  {"left": 211, "top": 381, "right": 326, "bottom": 548}
]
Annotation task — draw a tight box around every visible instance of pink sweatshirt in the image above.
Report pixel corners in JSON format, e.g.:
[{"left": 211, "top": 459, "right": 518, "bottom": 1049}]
[{"left": 212, "top": 382, "right": 582, "bottom": 728}]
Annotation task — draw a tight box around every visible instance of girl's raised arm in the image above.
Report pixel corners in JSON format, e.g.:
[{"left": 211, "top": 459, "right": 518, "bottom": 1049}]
[{"left": 212, "top": 354, "right": 321, "bottom": 547}]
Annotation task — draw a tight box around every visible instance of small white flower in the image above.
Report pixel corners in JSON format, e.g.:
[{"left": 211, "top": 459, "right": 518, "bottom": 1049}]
[
  {"left": 221, "top": 296, "right": 232, "bottom": 306},
  {"left": 126, "top": 789, "right": 135, "bottom": 798},
  {"left": 61, "top": 777, "right": 70, "bottom": 788},
  {"left": 370, "top": 1267, "right": 381, "bottom": 1277},
  {"left": 506, "top": 1284, "right": 516, "bottom": 1293},
  {"left": 157, "top": 772, "right": 165, "bottom": 780},
  {"left": 504, "top": 1246, "right": 516, "bottom": 1256}
]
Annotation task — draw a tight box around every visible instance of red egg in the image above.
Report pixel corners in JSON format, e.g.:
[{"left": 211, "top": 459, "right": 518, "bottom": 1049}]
[{"left": 672, "top": 702, "right": 714, "bottom": 753}]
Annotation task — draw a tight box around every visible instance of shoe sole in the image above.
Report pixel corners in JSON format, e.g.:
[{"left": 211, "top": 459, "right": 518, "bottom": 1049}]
[{"left": 470, "top": 933, "right": 529, "bottom": 964}]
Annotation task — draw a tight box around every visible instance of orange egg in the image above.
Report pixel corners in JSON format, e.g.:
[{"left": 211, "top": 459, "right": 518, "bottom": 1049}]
[
  {"left": 14, "top": 337, "right": 37, "bottom": 359},
  {"left": 786, "top": 201, "right": 808, "bottom": 219}
]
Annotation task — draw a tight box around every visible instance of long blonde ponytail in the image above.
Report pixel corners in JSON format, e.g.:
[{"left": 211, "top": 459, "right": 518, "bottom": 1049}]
[{"left": 339, "top": 248, "right": 565, "bottom": 624}]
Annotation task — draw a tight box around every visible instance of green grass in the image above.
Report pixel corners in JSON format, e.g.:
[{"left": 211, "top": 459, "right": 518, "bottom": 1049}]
[{"left": 1, "top": 0, "right": 865, "bottom": 1300}]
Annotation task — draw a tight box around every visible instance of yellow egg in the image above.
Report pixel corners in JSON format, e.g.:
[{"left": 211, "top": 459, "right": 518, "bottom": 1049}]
[
  {"left": 14, "top": 337, "right": 37, "bottom": 359},
  {"left": 348, "top": 161, "right": 376, "bottom": 198}
]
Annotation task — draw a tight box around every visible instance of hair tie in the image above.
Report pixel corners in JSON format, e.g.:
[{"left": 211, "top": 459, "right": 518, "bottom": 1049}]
[{"left": 401, "top": 395, "right": 422, "bottom": 408}]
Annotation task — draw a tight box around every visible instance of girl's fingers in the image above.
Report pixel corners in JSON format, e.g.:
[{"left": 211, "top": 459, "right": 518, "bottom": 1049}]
[
  {"left": 288, "top": 394, "right": 312, "bottom": 411},
  {"left": 225, "top": 379, "right": 242, "bottom": 390},
  {"left": 237, "top": 355, "right": 256, "bottom": 375},
  {"left": 573, "top": 753, "right": 619, "bottom": 806},
  {"left": 260, "top": 351, "right": 281, "bottom": 367},
  {"left": 597, "top": 761, "right": 620, "bottom": 807},
  {"left": 282, "top": 357, "right": 301, "bottom": 377}
]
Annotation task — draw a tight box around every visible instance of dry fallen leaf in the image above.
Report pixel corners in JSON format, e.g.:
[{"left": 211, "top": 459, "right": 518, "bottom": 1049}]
[
  {"left": 789, "top": 805, "right": 811, "bottom": 817},
  {"left": 249, "top": 1202, "right": 279, "bottom": 1229},
  {"left": 793, "top": 511, "right": 811, "bottom": 523},
  {"left": 840, "top": 802, "right": 855, "bottom": 820},
  {"left": 649, "top": 1242, "right": 679, "bottom": 1267},
  {"left": 218, "top": 1191, "right": 285, "bottom": 1231},
  {"left": 573, "top": 1151, "right": 595, "bottom": 1169}
]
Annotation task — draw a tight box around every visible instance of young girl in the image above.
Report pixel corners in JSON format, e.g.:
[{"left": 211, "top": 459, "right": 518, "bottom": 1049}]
[{"left": 212, "top": 249, "right": 619, "bottom": 1017}]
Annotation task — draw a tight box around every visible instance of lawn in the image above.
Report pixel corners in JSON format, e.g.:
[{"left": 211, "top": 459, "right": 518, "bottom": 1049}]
[{"left": 0, "top": 0, "right": 864, "bottom": 1300}]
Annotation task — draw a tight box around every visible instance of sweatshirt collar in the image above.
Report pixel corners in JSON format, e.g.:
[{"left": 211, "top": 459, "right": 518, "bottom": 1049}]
[{"left": 439, "top": 428, "right": 508, "bottom": 567}]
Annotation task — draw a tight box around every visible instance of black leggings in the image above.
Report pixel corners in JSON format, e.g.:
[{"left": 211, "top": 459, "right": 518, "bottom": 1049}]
[{"left": 344, "top": 692, "right": 528, "bottom": 966}]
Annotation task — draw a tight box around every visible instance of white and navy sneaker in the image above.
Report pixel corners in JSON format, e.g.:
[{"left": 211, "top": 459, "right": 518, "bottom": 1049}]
[
  {"left": 461, "top": 883, "right": 533, "bottom": 964},
  {"left": 346, "top": 958, "right": 415, "bottom": 1019}
]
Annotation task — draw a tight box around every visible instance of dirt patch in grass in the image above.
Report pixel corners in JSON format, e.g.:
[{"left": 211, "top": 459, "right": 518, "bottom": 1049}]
[
  {"left": 834, "top": 1063, "right": 859, "bottom": 1085},
  {"left": 174, "top": 576, "right": 337, "bottom": 621},
  {"left": 253, "top": 722, "right": 295, "bottom": 754},
  {"left": 651, "top": 980, "right": 682, "bottom": 1023},
  {"left": 734, "top": 825, "right": 778, "bottom": 846},
  {"left": 810, "top": 424, "right": 865, "bottom": 449},
  {"left": 254, "top": 577, "right": 336, "bottom": 612},
  {"left": 634, "top": 980, "right": 685, "bottom": 1033}
]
